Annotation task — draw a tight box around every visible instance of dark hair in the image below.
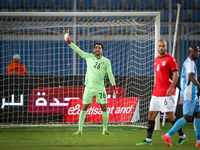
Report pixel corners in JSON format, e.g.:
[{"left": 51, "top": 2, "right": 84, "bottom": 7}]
[{"left": 94, "top": 42, "right": 103, "bottom": 49}]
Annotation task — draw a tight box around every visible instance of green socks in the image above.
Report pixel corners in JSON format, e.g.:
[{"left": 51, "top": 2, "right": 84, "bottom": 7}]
[
  {"left": 102, "top": 111, "right": 109, "bottom": 132},
  {"left": 78, "top": 110, "right": 109, "bottom": 132},
  {"left": 78, "top": 110, "right": 87, "bottom": 131}
]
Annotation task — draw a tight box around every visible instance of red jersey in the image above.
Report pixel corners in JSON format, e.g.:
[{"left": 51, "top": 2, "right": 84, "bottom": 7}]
[
  {"left": 152, "top": 53, "right": 178, "bottom": 97},
  {"left": 7, "top": 62, "right": 28, "bottom": 75}
]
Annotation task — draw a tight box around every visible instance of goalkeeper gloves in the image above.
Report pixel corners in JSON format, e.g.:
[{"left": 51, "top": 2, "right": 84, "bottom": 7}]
[
  {"left": 112, "top": 85, "right": 118, "bottom": 100},
  {"left": 63, "top": 30, "right": 71, "bottom": 44}
]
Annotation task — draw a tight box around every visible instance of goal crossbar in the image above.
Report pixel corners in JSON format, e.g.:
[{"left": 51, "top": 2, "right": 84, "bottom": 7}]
[{"left": 0, "top": 12, "right": 160, "bottom": 17}]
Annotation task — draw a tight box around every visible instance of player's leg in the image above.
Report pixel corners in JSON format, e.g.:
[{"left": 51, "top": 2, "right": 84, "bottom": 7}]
[
  {"left": 100, "top": 104, "right": 112, "bottom": 135},
  {"left": 162, "top": 99, "right": 194, "bottom": 146},
  {"left": 96, "top": 90, "right": 111, "bottom": 135},
  {"left": 163, "top": 96, "right": 187, "bottom": 145},
  {"left": 136, "top": 96, "right": 159, "bottom": 145},
  {"left": 73, "top": 89, "right": 93, "bottom": 135},
  {"left": 194, "top": 116, "right": 200, "bottom": 146},
  {"left": 193, "top": 99, "right": 200, "bottom": 147}
]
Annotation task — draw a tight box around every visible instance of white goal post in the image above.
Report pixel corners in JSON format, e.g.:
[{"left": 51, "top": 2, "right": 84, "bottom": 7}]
[{"left": 0, "top": 12, "right": 160, "bottom": 127}]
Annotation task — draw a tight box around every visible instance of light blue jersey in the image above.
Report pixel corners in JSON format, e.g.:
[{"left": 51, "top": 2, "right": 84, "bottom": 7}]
[
  {"left": 180, "top": 57, "right": 200, "bottom": 116},
  {"left": 180, "top": 57, "right": 198, "bottom": 101}
]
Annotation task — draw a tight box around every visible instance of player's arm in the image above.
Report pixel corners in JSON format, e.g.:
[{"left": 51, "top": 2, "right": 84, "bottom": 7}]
[
  {"left": 189, "top": 74, "right": 200, "bottom": 89},
  {"left": 63, "top": 30, "right": 86, "bottom": 58},
  {"left": 166, "top": 70, "right": 179, "bottom": 96},
  {"left": 106, "top": 60, "right": 118, "bottom": 99}
]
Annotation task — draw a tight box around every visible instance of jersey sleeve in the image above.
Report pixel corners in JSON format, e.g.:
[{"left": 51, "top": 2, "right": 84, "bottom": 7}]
[
  {"left": 68, "top": 42, "right": 87, "bottom": 59},
  {"left": 186, "top": 60, "right": 195, "bottom": 75},
  {"left": 169, "top": 57, "right": 178, "bottom": 71},
  {"left": 106, "top": 60, "right": 116, "bottom": 86}
]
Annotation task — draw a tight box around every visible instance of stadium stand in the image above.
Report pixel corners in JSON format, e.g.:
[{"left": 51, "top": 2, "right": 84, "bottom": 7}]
[
  {"left": 181, "top": 0, "right": 194, "bottom": 9},
  {"left": 163, "top": 9, "right": 176, "bottom": 22},
  {"left": 181, "top": 10, "right": 189, "bottom": 22},
  {"left": 192, "top": 10, "right": 200, "bottom": 22},
  {"left": 39, "top": 0, "right": 51, "bottom": 9},
  {"left": 153, "top": 0, "right": 165, "bottom": 9},
  {"left": 82, "top": 0, "right": 93, "bottom": 9},
  {"left": 109, "top": 0, "right": 122, "bottom": 9},
  {"left": 95, "top": 0, "right": 108, "bottom": 9},
  {"left": 54, "top": 0, "right": 65, "bottom": 9},
  {"left": 139, "top": 0, "right": 151, "bottom": 9},
  {"left": 67, "top": 0, "right": 79, "bottom": 9},
  {"left": 124, "top": 0, "right": 136, "bottom": 9},
  {"left": 11, "top": 0, "right": 23, "bottom": 9},
  {"left": 0, "top": 0, "right": 200, "bottom": 75},
  {"left": 197, "top": 0, "right": 200, "bottom": 8},
  {"left": 25, "top": 0, "right": 37, "bottom": 9}
]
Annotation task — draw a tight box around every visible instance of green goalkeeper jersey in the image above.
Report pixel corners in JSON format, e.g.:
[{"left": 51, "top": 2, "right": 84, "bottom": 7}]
[{"left": 69, "top": 42, "right": 116, "bottom": 91}]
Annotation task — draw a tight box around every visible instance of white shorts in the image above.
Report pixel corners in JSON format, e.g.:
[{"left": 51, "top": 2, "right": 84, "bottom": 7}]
[{"left": 149, "top": 96, "right": 176, "bottom": 112}]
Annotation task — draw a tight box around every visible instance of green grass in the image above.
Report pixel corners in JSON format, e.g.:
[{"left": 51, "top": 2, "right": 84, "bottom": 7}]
[{"left": 0, "top": 123, "right": 198, "bottom": 150}]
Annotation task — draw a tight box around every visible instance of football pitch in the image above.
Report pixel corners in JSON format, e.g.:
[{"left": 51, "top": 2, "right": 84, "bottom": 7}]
[{"left": 0, "top": 123, "right": 198, "bottom": 150}]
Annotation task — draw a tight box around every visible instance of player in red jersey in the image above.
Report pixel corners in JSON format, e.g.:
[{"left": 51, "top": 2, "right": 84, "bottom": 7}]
[{"left": 136, "top": 39, "right": 187, "bottom": 145}]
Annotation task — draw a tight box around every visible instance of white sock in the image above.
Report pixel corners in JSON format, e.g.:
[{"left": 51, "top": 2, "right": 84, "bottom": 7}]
[
  {"left": 179, "top": 134, "right": 187, "bottom": 139},
  {"left": 146, "top": 138, "right": 152, "bottom": 142},
  {"left": 166, "top": 133, "right": 171, "bottom": 137}
]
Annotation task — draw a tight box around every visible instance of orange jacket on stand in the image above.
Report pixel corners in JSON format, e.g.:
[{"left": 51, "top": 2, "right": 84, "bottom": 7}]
[{"left": 7, "top": 62, "right": 28, "bottom": 75}]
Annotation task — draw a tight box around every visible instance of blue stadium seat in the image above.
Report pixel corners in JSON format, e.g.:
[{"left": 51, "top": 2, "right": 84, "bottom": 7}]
[
  {"left": 39, "top": 0, "right": 51, "bottom": 8},
  {"left": 110, "top": 0, "right": 122, "bottom": 9},
  {"left": 68, "top": 0, "right": 79, "bottom": 9},
  {"left": 26, "top": 0, "right": 37, "bottom": 8},
  {"left": 99, "top": 27, "right": 112, "bottom": 34},
  {"left": 163, "top": 10, "right": 175, "bottom": 21},
  {"left": 154, "top": 0, "right": 165, "bottom": 9},
  {"left": 54, "top": 0, "right": 65, "bottom": 9},
  {"left": 115, "top": 28, "right": 126, "bottom": 34},
  {"left": 28, "top": 29, "right": 39, "bottom": 34},
  {"left": 181, "top": 0, "right": 194, "bottom": 9},
  {"left": 139, "top": 0, "right": 151, "bottom": 9},
  {"left": 198, "top": 0, "right": 200, "bottom": 8},
  {"left": 0, "top": 0, "right": 9, "bottom": 8},
  {"left": 11, "top": 0, "right": 23, "bottom": 8},
  {"left": 192, "top": 10, "right": 200, "bottom": 22},
  {"left": 160, "top": 27, "right": 168, "bottom": 34},
  {"left": 171, "top": 0, "right": 177, "bottom": 8},
  {"left": 181, "top": 10, "right": 189, "bottom": 22},
  {"left": 125, "top": 0, "right": 136, "bottom": 9},
  {"left": 82, "top": 0, "right": 92, "bottom": 9},
  {"left": 188, "top": 26, "right": 199, "bottom": 33},
  {"left": 16, "top": 29, "right": 26, "bottom": 34},
  {"left": 96, "top": 0, "right": 108, "bottom": 9}
]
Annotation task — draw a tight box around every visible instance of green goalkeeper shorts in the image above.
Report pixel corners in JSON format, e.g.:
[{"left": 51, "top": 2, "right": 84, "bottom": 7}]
[{"left": 82, "top": 87, "right": 107, "bottom": 104}]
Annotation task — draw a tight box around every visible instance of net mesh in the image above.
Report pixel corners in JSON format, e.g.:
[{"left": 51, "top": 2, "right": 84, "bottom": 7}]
[{"left": 0, "top": 14, "right": 156, "bottom": 127}]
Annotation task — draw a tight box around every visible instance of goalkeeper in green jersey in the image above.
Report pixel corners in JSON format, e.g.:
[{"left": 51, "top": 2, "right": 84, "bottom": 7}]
[{"left": 63, "top": 30, "right": 118, "bottom": 135}]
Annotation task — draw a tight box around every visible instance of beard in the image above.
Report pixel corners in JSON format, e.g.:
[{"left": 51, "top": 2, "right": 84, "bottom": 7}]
[{"left": 159, "top": 50, "right": 165, "bottom": 55}]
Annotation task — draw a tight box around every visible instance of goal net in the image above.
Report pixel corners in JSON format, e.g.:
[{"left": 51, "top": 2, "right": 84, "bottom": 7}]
[{"left": 0, "top": 12, "right": 160, "bottom": 127}]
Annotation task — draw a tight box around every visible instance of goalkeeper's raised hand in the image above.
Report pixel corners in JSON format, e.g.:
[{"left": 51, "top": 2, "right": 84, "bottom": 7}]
[
  {"left": 63, "top": 30, "right": 71, "bottom": 44},
  {"left": 112, "top": 85, "right": 118, "bottom": 101}
]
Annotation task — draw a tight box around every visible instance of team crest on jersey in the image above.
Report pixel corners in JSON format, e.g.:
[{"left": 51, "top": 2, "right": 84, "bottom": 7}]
[
  {"left": 162, "top": 61, "right": 166, "bottom": 66},
  {"left": 101, "top": 62, "right": 104, "bottom": 65}
]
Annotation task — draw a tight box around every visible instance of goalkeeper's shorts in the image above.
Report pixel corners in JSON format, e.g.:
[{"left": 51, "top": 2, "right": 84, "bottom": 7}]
[{"left": 82, "top": 87, "right": 107, "bottom": 104}]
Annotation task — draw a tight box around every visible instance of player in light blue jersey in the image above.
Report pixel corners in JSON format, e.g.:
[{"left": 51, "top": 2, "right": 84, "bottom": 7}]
[
  {"left": 162, "top": 45, "right": 200, "bottom": 147},
  {"left": 63, "top": 30, "right": 118, "bottom": 135}
]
